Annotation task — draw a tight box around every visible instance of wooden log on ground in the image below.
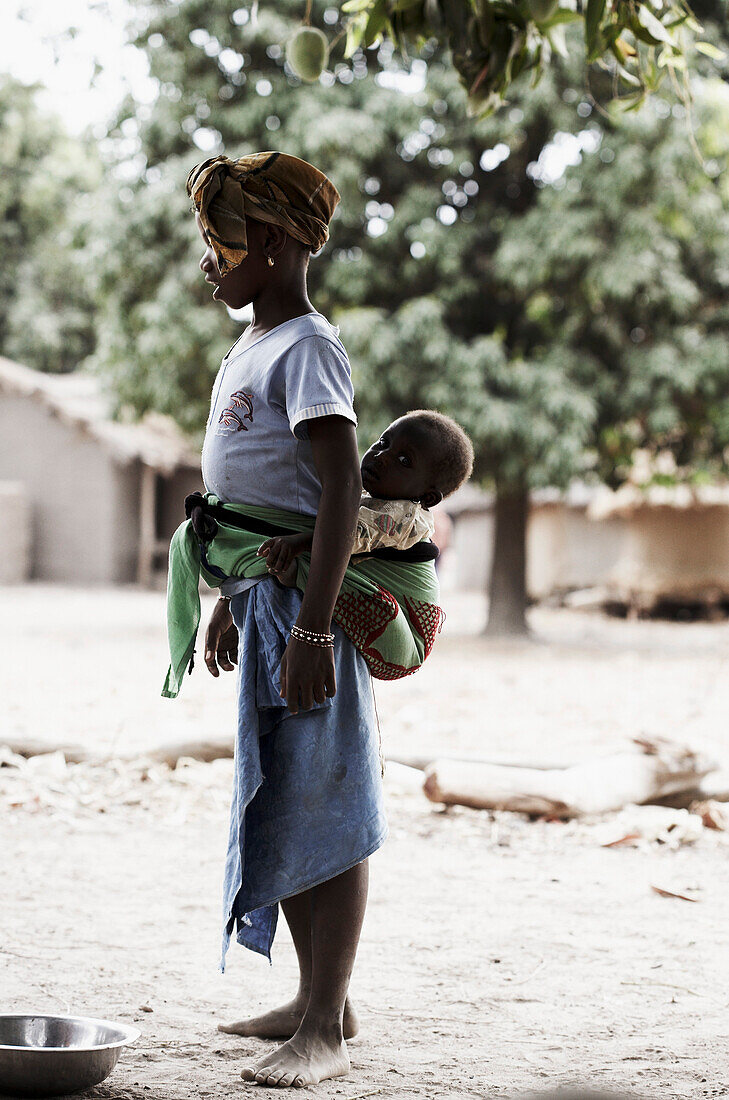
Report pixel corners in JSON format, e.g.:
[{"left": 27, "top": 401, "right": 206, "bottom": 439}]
[
  {"left": 1, "top": 739, "right": 96, "bottom": 765},
  {"left": 387, "top": 753, "right": 561, "bottom": 772},
  {"left": 653, "top": 768, "right": 729, "bottom": 807},
  {"left": 1, "top": 738, "right": 234, "bottom": 768},
  {"left": 141, "top": 739, "right": 233, "bottom": 767},
  {"left": 423, "top": 738, "right": 717, "bottom": 817}
]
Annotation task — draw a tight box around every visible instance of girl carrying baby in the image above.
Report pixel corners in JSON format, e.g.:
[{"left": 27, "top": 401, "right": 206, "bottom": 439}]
[{"left": 182, "top": 150, "right": 471, "bottom": 1089}]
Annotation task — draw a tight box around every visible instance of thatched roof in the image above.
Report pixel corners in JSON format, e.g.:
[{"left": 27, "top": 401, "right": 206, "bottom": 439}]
[
  {"left": 444, "top": 480, "right": 598, "bottom": 517},
  {"left": 442, "top": 481, "right": 493, "bottom": 516},
  {"left": 442, "top": 478, "right": 729, "bottom": 520},
  {"left": 0, "top": 357, "right": 200, "bottom": 475},
  {"left": 589, "top": 482, "right": 729, "bottom": 520}
]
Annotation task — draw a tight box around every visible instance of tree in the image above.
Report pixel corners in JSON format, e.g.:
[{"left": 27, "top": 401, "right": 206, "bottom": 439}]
[
  {"left": 96, "top": 0, "right": 729, "bottom": 635},
  {"left": 494, "top": 76, "right": 729, "bottom": 487},
  {"left": 290, "top": 0, "right": 718, "bottom": 117},
  {"left": 341, "top": 58, "right": 729, "bottom": 630},
  {"left": 0, "top": 76, "right": 101, "bottom": 373},
  {"left": 340, "top": 297, "right": 595, "bottom": 635},
  {"left": 90, "top": 0, "right": 392, "bottom": 433},
  {"left": 301, "top": 0, "right": 729, "bottom": 633},
  {"left": 93, "top": 2, "right": 598, "bottom": 634}
]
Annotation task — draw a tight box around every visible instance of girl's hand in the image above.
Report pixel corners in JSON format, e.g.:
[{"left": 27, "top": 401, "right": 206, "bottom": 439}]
[
  {"left": 279, "top": 636, "right": 336, "bottom": 715},
  {"left": 204, "top": 598, "right": 238, "bottom": 677}
]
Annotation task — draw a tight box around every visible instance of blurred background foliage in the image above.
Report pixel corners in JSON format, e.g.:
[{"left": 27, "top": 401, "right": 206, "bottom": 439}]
[
  {"left": 3, "top": 0, "right": 729, "bottom": 629},
  {"left": 0, "top": 75, "right": 101, "bottom": 373},
  {"left": 330, "top": 0, "right": 717, "bottom": 116}
]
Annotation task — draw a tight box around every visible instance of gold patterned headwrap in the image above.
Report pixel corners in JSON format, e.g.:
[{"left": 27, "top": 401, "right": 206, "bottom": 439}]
[{"left": 187, "top": 151, "right": 340, "bottom": 275}]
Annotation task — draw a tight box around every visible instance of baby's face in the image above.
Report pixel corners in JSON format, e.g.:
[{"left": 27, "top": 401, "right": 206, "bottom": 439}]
[{"left": 361, "top": 419, "right": 437, "bottom": 504}]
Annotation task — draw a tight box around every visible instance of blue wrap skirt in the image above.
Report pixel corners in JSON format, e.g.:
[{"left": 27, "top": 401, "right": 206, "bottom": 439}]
[{"left": 221, "top": 577, "right": 388, "bottom": 967}]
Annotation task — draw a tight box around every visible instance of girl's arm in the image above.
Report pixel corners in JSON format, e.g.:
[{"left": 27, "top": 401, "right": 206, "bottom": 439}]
[{"left": 278, "top": 415, "right": 361, "bottom": 715}]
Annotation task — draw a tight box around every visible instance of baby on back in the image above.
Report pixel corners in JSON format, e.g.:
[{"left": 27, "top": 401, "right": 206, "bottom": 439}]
[{"left": 257, "top": 409, "right": 474, "bottom": 580}]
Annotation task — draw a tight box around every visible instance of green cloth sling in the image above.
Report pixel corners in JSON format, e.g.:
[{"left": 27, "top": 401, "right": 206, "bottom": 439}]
[{"left": 163, "top": 494, "right": 445, "bottom": 699}]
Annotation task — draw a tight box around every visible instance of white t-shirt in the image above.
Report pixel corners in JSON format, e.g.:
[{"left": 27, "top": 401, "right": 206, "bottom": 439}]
[{"left": 201, "top": 312, "right": 357, "bottom": 595}]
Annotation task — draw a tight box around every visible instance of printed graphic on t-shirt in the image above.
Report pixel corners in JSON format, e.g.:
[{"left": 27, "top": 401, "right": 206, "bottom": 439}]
[{"left": 217, "top": 390, "right": 254, "bottom": 434}]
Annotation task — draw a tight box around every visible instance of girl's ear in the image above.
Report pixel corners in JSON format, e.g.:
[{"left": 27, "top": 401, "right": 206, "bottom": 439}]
[
  {"left": 264, "top": 222, "right": 288, "bottom": 260},
  {"left": 421, "top": 489, "right": 443, "bottom": 510}
]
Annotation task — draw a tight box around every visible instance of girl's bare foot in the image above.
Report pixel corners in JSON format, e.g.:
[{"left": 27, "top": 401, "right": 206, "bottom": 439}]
[
  {"left": 240, "top": 1021, "right": 350, "bottom": 1088},
  {"left": 218, "top": 996, "right": 358, "bottom": 1040}
]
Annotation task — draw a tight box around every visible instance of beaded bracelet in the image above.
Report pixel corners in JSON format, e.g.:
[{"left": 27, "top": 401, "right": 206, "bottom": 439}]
[
  {"left": 290, "top": 635, "right": 334, "bottom": 649},
  {"left": 291, "top": 623, "right": 334, "bottom": 641},
  {"left": 290, "top": 623, "right": 334, "bottom": 648},
  {"left": 290, "top": 629, "right": 336, "bottom": 642},
  {"left": 290, "top": 636, "right": 333, "bottom": 649}
]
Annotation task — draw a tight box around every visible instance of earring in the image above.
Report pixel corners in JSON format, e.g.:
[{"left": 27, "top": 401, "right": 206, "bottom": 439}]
[{"left": 267, "top": 255, "right": 275, "bottom": 267}]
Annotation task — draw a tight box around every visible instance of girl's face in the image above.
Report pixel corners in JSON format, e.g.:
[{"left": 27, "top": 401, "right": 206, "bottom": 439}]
[
  {"left": 361, "top": 418, "right": 442, "bottom": 508},
  {"left": 196, "top": 212, "right": 270, "bottom": 310}
]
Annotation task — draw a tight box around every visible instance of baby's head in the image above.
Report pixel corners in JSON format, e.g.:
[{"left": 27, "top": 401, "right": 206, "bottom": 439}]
[{"left": 360, "top": 410, "right": 474, "bottom": 509}]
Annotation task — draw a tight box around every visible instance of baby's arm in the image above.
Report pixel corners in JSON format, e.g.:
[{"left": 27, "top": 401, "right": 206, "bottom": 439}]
[
  {"left": 257, "top": 532, "right": 313, "bottom": 576},
  {"left": 259, "top": 508, "right": 401, "bottom": 566},
  {"left": 260, "top": 502, "right": 432, "bottom": 575}
]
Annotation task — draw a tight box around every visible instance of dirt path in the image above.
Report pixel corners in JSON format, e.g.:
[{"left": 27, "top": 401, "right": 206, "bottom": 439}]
[{"left": 3, "top": 586, "right": 729, "bottom": 1098}]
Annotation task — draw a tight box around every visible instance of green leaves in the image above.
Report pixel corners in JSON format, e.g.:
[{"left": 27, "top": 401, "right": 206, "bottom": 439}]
[
  {"left": 324, "top": 0, "right": 705, "bottom": 116},
  {"left": 390, "top": 0, "right": 424, "bottom": 13},
  {"left": 493, "top": 76, "right": 729, "bottom": 486},
  {"left": 343, "top": 0, "right": 392, "bottom": 53},
  {"left": 79, "top": 0, "right": 729, "bottom": 503},
  {"left": 695, "top": 41, "right": 726, "bottom": 61},
  {"left": 362, "top": 0, "right": 389, "bottom": 47},
  {"left": 344, "top": 14, "right": 369, "bottom": 56},
  {"left": 0, "top": 76, "right": 100, "bottom": 374},
  {"left": 584, "top": 0, "right": 606, "bottom": 59},
  {"left": 634, "top": 6, "right": 677, "bottom": 48},
  {"left": 537, "top": 8, "right": 582, "bottom": 29}
]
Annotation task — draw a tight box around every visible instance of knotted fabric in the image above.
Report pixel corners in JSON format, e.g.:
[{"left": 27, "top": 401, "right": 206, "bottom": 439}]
[
  {"left": 187, "top": 151, "right": 340, "bottom": 275},
  {"left": 162, "top": 494, "right": 445, "bottom": 698}
]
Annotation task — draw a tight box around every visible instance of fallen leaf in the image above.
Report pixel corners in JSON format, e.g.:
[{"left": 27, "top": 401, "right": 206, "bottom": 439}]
[
  {"left": 651, "top": 885, "right": 700, "bottom": 903},
  {"left": 690, "top": 800, "right": 727, "bottom": 831},
  {"left": 602, "top": 833, "right": 641, "bottom": 848}
]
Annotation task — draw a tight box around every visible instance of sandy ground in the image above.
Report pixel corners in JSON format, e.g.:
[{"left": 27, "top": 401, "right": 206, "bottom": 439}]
[{"left": 3, "top": 584, "right": 729, "bottom": 1099}]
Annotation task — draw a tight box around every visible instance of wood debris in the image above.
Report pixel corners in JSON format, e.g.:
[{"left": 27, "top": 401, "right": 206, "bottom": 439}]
[
  {"left": 423, "top": 738, "right": 717, "bottom": 818},
  {"left": 650, "top": 885, "right": 701, "bottom": 903},
  {"left": 595, "top": 805, "right": 704, "bottom": 850},
  {"left": 689, "top": 799, "right": 728, "bottom": 831},
  {"left": 0, "top": 744, "right": 233, "bottom": 819}
]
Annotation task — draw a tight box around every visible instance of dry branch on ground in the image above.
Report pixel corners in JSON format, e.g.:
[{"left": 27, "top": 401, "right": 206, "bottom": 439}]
[{"left": 423, "top": 739, "right": 717, "bottom": 818}]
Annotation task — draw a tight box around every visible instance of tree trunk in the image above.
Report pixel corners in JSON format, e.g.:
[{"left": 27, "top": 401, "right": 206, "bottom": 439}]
[{"left": 485, "top": 485, "right": 529, "bottom": 636}]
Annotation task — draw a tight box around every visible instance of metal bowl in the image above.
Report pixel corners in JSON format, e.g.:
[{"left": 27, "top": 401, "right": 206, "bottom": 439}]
[{"left": 0, "top": 1014, "right": 140, "bottom": 1098}]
